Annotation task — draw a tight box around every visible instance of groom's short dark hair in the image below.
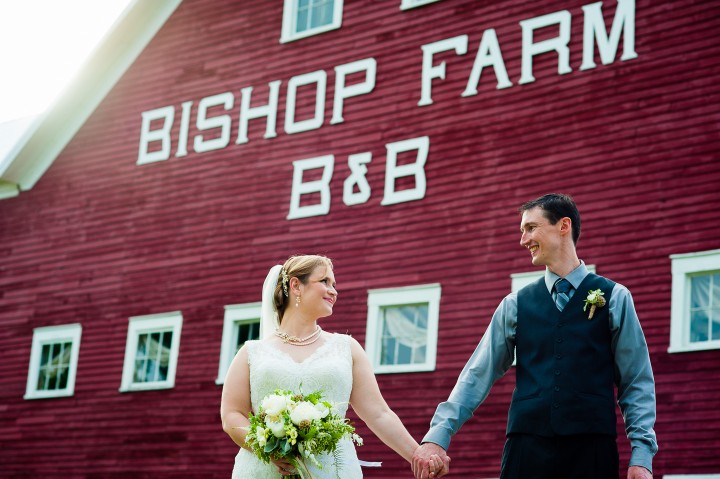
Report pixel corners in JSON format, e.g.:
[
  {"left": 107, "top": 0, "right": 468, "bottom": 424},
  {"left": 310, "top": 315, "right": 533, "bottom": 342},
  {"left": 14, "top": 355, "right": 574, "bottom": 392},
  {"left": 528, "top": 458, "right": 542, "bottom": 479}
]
[{"left": 520, "top": 193, "right": 581, "bottom": 245}]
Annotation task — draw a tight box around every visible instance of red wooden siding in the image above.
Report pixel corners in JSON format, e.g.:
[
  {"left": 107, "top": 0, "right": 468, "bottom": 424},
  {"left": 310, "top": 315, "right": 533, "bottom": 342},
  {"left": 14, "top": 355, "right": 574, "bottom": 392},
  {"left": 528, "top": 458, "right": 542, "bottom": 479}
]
[{"left": 1, "top": 0, "right": 719, "bottom": 477}]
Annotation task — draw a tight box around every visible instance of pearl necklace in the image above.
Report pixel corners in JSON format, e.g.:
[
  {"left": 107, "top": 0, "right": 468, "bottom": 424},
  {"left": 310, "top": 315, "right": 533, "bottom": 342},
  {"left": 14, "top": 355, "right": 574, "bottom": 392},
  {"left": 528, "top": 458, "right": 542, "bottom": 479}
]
[{"left": 274, "top": 325, "right": 323, "bottom": 346}]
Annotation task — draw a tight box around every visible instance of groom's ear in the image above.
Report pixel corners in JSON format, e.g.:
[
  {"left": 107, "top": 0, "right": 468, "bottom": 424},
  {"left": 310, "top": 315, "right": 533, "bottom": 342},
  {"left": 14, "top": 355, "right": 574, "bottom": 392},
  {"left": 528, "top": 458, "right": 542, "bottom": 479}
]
[{"left": 559, "top": 217, "right": 573, "bottom": 236}]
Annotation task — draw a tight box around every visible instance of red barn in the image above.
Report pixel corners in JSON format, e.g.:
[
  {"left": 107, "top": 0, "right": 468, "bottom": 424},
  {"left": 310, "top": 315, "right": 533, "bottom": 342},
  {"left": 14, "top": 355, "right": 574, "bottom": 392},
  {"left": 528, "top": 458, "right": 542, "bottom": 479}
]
[{"left": 1, "top": 0, "right": 719, "bottom": 477}]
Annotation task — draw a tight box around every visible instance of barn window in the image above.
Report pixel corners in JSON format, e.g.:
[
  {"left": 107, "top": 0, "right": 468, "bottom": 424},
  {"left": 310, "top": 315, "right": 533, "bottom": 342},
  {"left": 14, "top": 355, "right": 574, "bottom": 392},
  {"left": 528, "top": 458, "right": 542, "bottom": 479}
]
[
  {"left": 365, "top": 284, "right": 441, "bottom": 374},
  {"left": 669, "top": 249, "right": 720, "bottom": 353},
  {"left": 281, "top": 0, "right": 343, "bottom": 43},
  {"left": 24, "top": 324, "right": 82, "bottom": 400},
  {"left": 216, "top": 303, "right": 261, "bottom": 385},
  {"left": 400, "top": 0, "right": 443, "bottom": 10},
  {"left": 120, "top": 312, "right": 183, "bottom": 392}
]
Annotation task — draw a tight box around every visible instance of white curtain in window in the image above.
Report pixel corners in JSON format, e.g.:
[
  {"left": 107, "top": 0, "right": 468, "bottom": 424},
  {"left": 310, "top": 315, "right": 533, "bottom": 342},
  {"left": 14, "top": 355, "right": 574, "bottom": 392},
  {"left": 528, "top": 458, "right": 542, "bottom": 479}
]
[{"left": 384, "top": 308, "right": 426, "bottom": 348}]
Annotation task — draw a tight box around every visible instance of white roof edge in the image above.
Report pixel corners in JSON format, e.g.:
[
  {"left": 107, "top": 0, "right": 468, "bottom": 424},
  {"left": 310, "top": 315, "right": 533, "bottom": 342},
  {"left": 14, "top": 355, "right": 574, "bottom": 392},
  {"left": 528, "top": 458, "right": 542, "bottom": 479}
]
[{"left": 0, "top": 0, "right": 183, "bottom": 196}]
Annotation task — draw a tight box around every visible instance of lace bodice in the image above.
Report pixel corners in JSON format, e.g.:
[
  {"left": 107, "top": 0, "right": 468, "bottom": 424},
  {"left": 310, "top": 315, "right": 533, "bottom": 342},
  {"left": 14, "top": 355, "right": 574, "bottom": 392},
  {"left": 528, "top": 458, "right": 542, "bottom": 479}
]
[
  {"left": 247, "top": 333, "right": 353, "bottom": 416},
  {"left": 232, "top": 333, "right": 362, "bottom": 479}
]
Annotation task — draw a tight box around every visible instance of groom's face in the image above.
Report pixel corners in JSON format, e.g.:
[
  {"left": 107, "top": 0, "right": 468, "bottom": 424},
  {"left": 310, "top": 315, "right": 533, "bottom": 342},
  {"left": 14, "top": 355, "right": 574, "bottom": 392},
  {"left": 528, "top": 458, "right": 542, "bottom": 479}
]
[{"left": 520, "top": 207, "right": 562, "bottom": 267}]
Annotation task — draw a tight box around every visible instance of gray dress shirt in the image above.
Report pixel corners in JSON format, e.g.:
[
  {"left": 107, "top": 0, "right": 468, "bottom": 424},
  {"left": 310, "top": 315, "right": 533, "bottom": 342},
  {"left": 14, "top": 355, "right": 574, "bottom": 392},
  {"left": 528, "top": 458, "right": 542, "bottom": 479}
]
[{"left": 422, "top": 262, "right": 658, "bottom": 471}]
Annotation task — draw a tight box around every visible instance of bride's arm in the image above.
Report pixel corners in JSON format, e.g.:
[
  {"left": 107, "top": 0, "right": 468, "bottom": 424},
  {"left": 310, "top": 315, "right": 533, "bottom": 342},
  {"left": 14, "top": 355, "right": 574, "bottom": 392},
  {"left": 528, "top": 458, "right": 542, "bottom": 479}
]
[
  {"left": 348, "top": 337, "right": 419, "bottom": 463},
  {"left": 220, "top": 345, "right": 253, "bottom": 449}
]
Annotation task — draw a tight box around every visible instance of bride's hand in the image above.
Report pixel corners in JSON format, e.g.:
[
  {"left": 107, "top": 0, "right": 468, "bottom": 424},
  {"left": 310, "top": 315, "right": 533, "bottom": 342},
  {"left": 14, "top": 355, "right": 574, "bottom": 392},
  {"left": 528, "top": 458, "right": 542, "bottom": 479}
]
[{"left": 271, "top": 457, "right": 297, "bottom": 476}]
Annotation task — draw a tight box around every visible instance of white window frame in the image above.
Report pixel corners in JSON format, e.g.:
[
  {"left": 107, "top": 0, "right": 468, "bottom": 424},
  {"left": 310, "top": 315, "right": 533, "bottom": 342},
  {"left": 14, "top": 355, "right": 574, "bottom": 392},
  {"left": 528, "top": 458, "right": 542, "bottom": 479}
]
[
  {"left": 669, "top": 249, "right": 720, "bottom": 353},
  {"left": 365, "top": 283, "right": 441, "bottom": 374},
  {"left": 281, "top": 0, "right": 343, "bottom": 43},
  {"left": 400, "top": 0, "right": 443, "bottom": 10},
  {"left": 120, "top": 311, "right": 183, "bottom": 392},
  {"left": 216, "top": 302, "right": 262, "bottom": 385},
  {"left": 24, "top": 323, "right": 82, "bottom": 400}
]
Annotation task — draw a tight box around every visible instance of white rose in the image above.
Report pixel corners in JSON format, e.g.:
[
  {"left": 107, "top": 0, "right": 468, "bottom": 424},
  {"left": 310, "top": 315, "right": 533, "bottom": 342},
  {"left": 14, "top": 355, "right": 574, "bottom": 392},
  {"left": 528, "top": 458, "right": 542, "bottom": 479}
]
[
  {"left": 256, "top": 426, "right": 268, "bottom": 447},
  {"left": 314, "top": 402, "right": 330, "bottom": 418},
  {"left": 290, "top": 402, "right": 321, "bottom": 427},
  {"left": 266, "top": 418, "right": 286, "bottom": 438},
  {"left": 261, "top": 394, "right": 287, "bottom": 417}
]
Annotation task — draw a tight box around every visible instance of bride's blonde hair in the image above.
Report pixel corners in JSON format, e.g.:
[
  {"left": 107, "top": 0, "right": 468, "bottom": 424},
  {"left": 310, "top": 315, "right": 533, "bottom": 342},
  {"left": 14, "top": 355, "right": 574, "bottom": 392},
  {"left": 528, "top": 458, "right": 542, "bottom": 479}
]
[{"left": 274, "top": 255, "right": 333, "bottom": 321}]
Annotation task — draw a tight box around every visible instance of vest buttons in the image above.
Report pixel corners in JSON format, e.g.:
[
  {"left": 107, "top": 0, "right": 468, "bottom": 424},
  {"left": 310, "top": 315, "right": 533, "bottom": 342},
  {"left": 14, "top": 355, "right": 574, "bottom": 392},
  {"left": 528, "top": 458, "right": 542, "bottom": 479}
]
[
  {"left": 554, "top": 370, "right": 561, "bottom": 376},
  {"left": 554, "top": 386, "right": 560, "bottom": 391},
  {"left": 553, "top": 403, "right": 560, "bottom": 409},
  {"left": 555, "top": 354, "right": 562, "bottom": 359},
  {"left": 557, "top": 322, "right": 564, "bottom": 328},
  {"left": 556, "top": 338, "right": 563, "bottom": 343}
]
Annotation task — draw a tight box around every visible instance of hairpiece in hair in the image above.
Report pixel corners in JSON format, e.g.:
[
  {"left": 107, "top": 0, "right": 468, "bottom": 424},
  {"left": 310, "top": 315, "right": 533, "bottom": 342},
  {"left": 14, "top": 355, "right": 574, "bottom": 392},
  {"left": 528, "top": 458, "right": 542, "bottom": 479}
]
[{"left": 280, "top": 268, "right": 289, "bottom": 297}]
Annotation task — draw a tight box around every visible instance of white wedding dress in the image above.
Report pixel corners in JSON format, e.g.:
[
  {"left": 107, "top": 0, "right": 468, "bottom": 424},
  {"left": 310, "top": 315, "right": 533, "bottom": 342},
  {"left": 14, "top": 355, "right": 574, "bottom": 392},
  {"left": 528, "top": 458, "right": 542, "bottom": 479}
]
[{"left": 232, "top": 333, "right": 363, "bottom": 479}]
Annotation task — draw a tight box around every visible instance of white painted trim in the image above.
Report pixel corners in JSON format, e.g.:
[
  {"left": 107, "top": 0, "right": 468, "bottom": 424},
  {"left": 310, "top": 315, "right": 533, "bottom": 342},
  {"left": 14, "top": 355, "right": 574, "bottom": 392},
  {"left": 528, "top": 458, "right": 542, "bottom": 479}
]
[
  {"left": 24, "top": 323, "right": 82, "bottom": 400},
  {"left": 280, "top": 0, "right": 343, "bottom": 43},
  {"left": 668, "top": 249, "right": 720, "bottom": 353},
  {"left": 0, "top": 180, "right": 19, "bottom": 199},
  {"left": 216, "top": 303, "right": 261, "bottom": 385},
  {"left": 400, "top": 0, "right": 443, "bottom": 11},
  {"left": 365, "top": 283, "right": 441, "bottom": 374},
  {"left": 663, "top": 475, "right": 720, "bottom": 479},
  {"left": 119, "top": 311, "right": 183, "bottom": 392},
  {"left": 0, "top": 0, "right": 182, "bottom": 195}
]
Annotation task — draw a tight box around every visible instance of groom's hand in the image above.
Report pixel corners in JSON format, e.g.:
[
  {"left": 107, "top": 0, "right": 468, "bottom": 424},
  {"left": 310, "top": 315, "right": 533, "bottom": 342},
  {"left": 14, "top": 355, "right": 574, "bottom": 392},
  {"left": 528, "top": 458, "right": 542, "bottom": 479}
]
[
  {"left": 628, "top": 466, "right": 653, "bottom": 479},
  {"left": 412, "top": 442, "right": 450, "bottom": 479}
]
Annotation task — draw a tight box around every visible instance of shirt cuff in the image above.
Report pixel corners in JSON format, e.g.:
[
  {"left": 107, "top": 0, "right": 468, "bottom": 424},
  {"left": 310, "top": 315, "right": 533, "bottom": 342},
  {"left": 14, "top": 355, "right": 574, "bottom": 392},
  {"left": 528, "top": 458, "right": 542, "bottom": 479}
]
[
  {"left": 421, "top": 426, "right": 453, "bottom": 451},
  {"left": 629, "top": 447, "right": 654, "bottom": 473}
]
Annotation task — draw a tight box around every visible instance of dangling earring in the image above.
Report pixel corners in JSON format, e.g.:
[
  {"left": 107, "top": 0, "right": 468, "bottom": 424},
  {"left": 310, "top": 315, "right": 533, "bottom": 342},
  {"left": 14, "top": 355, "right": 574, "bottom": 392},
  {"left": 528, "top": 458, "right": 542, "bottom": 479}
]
[{"left": 295, "top": 295, "right": 301, "bottom": 308}]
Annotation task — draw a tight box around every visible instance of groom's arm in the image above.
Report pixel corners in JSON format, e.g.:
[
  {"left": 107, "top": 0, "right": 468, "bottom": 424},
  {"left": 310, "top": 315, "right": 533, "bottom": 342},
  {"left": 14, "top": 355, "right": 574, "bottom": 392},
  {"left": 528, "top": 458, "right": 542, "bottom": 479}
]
[
  {"left": 422, "top": 294, "right": 517, "bottom": 449},
  {"left": 609, "top": 285, "right": 658, "bottom": 474}
]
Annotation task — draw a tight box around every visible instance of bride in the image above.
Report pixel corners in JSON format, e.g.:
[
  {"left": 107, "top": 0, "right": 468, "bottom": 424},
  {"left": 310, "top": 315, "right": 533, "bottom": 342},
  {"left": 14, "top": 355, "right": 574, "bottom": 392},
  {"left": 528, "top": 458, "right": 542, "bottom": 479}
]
[{"left": 220, "top": 255, "right": 446, "bottom": 478}]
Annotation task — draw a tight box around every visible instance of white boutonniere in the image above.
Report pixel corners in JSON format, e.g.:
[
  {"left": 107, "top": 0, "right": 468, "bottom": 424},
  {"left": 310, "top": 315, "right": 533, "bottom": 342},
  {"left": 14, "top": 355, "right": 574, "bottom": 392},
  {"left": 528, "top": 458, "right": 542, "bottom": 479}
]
[{"left": 583, "top": 289, "right": 606, "bottom": 320}]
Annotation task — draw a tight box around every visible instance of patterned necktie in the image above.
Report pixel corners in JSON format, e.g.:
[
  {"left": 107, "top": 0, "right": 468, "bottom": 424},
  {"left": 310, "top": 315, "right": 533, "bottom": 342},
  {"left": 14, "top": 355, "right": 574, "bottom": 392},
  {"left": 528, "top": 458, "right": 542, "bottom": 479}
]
[{"left": 554, "top": 278, "right": 572, "bottom": 311}]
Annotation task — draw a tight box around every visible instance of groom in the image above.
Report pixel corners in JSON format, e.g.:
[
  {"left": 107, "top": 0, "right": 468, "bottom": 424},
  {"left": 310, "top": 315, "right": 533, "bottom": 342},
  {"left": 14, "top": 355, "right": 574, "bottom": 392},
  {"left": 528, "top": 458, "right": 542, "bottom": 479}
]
[{"left": 412, "top": 193, "right": 657, "bottom": 479}]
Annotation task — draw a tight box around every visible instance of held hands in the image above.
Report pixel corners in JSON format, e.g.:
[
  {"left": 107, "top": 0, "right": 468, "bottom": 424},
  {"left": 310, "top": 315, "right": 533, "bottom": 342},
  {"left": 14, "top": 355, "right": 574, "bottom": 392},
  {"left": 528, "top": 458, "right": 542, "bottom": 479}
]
[{"left": 412, "top": 442, "right": 451, "bottom": 479}]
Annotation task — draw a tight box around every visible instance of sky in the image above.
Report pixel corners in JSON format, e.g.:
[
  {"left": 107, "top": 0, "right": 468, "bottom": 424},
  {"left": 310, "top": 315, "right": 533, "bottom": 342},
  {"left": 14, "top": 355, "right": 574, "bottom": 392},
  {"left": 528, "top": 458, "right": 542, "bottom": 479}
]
[{"left": 0, "top": 0, "right": 133, "bottom": 125}]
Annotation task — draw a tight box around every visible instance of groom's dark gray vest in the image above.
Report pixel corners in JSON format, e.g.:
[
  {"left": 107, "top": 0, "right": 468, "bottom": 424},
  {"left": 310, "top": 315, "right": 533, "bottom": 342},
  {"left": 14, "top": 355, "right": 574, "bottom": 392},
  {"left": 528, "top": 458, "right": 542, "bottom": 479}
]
[{"left": 508, "top": 273, "right": 617, "bottom": 437}]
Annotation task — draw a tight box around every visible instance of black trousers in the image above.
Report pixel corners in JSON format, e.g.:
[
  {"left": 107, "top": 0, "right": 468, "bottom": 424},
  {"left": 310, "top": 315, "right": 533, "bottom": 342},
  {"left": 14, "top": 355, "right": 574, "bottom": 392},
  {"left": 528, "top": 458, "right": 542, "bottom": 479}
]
[{"left": 500, "top": 434, "right": 620, "bottom": 479}]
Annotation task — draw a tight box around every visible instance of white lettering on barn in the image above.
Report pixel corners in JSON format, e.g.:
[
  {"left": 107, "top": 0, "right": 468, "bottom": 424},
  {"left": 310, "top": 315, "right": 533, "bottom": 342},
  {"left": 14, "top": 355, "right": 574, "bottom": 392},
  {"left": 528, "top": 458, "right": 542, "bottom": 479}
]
[{"left": 136, "top": 0, "right": 637, "bottom": 219}]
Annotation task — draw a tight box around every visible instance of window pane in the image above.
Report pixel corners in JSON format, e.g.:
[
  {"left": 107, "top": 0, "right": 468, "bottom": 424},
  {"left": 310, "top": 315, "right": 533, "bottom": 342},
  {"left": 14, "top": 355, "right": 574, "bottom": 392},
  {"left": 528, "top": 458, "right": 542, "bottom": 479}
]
[
  {"left": 691, "top": 275, "right": 710, "bottom": 309},
  {"left": 299, "top": 0, "right": 309, "bottom": 7},
  {"left": 690, "top": 309, "right": 709, "bottom": 342},
  {"left": 236, "top": 321, "right": 260, "bottom": 351},
  {"left": 37, "top": 366, "right": 48, "bottom": 390},
  {"left": 136, "top": 334, "right": 148, "bottom": 357},
  {"left": 57, "top": 366, "right": 69, "bottom": 390},
  {"left": 310, "top": 0, "right": 334, "bottom": 29},
  {"left": 40, "top": 344, "right": 51, "bottom": 368},
  {"left": 713, "top": 274, "right": 720, "bottom": 306},
  {"left": 36, "top": 341, "right": 72, "bottom": 391},
  {"left": 162, "top": 330, "right": 173, "bottom": 349},
  {"left": 712, "top": 309, "right": 720, "bottom": 341},
  {"left": 381, "top": 336, "right": 396, "bottom": 365},
  {"left": 380, "top": 304, "right": 428, "bottom": 366},
  {"left": 134, "top": 359, "right": 146, "bottom": 382},
  {"left": 131, "top": 330, "right": 174, "bottom": 384},
  {"left": 296, "top": 8, "right": 309, "bottom": 33},
  {"left": 397, "top": 343, "right": 413, "bottom": 364}
]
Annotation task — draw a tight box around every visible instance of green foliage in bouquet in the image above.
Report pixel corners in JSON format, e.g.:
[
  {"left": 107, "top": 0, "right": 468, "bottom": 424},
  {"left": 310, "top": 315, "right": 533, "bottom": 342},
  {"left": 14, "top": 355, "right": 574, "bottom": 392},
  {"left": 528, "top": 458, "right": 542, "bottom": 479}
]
[{"left": 245, "top": 389, "right": 363, "bottom": 478}]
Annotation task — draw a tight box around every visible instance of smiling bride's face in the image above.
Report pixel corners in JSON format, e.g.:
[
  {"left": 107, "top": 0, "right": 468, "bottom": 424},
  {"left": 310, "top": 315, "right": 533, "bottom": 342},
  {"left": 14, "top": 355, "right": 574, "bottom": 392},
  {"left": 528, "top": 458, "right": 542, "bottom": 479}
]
[{"left": 300, "top": 266, "right": 338, "bottom": 318}]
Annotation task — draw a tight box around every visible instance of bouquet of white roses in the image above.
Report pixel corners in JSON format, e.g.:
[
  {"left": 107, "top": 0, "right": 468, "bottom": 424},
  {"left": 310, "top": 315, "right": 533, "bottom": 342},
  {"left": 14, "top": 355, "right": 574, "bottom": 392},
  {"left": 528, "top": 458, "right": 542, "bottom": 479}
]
[{"left": 244, "top": 388, "right": 363, "bottom": 479}]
